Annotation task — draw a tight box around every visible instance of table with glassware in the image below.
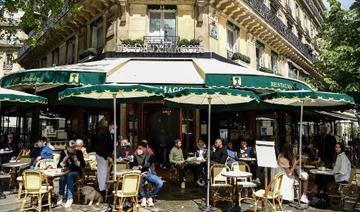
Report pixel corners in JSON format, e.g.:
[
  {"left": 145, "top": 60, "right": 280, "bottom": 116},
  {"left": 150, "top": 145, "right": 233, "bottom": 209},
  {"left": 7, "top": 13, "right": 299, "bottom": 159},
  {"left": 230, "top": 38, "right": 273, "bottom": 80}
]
[
  {"left": 222, "top": 170, "right": 252, "bottom": 211},
  {"left": 238, "top": 157, "right": 256, "bottom": 162}
]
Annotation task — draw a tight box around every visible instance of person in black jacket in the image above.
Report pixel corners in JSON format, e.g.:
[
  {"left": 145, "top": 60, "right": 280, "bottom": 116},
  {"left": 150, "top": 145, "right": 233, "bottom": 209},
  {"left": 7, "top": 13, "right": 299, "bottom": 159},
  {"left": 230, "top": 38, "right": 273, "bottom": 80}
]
[
  {"left": 57, "top": 140, "right": 85, "bottom": 208},
  {"left": 210, "top": 138, "right": 228, "bottom": 165},
  {"left": 318, "top": 125, "right": 336, "bottom": 168},
  {"left": 96, "top": 122, "right": 115, "bottom": 197},
  {"left": 132, "top": 141, "right": 163, "bottom": 207}
]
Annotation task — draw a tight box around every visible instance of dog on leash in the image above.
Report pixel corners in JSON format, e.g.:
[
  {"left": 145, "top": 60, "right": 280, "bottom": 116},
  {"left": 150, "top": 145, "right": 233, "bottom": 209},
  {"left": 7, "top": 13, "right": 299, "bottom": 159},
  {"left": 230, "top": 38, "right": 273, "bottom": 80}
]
[{"left": 80, "top": 186, "right": 103, "bottom": 206}]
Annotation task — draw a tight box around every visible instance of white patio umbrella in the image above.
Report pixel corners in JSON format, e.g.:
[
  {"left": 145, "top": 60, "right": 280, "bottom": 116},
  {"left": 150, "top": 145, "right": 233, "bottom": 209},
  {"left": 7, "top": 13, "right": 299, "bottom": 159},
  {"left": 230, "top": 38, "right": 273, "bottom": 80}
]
[
  {"left": 165, "top": 87, "right": 260, "bottom": 211},
  {"left": 261, "top": 90, "right": 355, "bottom": 208},
  {"left": 59, "top": 84, "right": 163, "bottom": 180}
]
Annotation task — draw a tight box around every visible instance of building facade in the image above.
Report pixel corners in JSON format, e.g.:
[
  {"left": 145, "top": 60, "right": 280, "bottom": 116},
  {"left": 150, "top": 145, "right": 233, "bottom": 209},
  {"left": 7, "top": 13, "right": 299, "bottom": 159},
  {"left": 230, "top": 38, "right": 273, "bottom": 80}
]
[{"left": 7, "top": 0, "right": 328, "bottom": 151}]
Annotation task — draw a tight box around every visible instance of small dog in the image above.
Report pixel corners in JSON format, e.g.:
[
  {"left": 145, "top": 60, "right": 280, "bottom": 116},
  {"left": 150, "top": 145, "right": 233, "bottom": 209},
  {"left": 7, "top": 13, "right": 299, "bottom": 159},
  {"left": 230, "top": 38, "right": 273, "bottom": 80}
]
[{"left": 80, "top": 186, "right": 103, "bottom": 206}]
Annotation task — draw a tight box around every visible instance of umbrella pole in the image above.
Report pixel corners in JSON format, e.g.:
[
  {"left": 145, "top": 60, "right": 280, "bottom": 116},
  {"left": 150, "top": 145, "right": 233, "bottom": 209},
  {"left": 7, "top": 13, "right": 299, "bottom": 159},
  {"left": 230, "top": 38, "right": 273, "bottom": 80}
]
[
  {"left": 113, "top": 94, "right": 117, "bottom": 181},
  {"left": 206, "top": 96, "right": 212, "bottom": 210},
  {"left": 298, "top": 100, "right": 304, "bottom": 204}
]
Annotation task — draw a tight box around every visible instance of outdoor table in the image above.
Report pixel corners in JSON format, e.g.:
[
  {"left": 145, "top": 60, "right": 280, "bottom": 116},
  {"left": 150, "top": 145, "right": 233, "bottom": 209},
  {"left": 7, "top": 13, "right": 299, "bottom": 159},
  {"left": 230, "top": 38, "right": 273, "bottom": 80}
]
[
  {"left": 186, "top": 157, "right": 206, "bottom": 165},
  {"left": 310, "top": 168, "right": 334, "bottom": 176},
  {"left": 115, "top": 169, "right": 141, "bottom": 176},
  {"left": 41, "top": 168, "right": 69, "bottom": 178},
  {"left": 238, "top": 157, "right": 256, "bottom": 162},
  {"left": 0, "top": 150, "right": 13, "bottom": 155},
  {"left": 222, "top": 170, "right": 252, "bottom": 211},
  {"left": 2, "top": 161, "right": 31, "bottom": 193},
  {"left": 0, "top": 150, "right": 13, "bottom": 198}
]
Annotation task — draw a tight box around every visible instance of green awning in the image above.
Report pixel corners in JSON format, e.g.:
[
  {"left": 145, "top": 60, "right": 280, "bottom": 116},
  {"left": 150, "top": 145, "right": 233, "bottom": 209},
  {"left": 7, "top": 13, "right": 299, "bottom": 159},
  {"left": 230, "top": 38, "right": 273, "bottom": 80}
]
[
  {"left": 0, "top": 87, "right": 47, "bottom": 105},
  {"left": 0, "top": 70, "right": 106, "bottom": 88},
  {"left": 205, "top": 74, "right": 311, "bottom": 91}
]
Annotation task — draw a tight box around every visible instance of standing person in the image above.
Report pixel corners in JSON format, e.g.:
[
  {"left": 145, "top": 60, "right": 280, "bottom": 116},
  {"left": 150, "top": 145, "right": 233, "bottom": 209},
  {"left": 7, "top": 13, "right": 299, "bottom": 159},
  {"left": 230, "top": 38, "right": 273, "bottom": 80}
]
[
  {"left": 318, "top": 125, "right": 336, "bottom": 168},
  {"left": 169, "top": 139, "right": 186, "bottom": 184},
  {"left": 132, "top": 141, "right": 163, "bottom": 207},
  {"left": 75, "top": 139, "right": 88, "bottom": 159},
  {"left": 210, "top": 138, "right": 228, "bottom": 165},
  {"left": 333, "top": 142, "right": 351, "bottom": 184},
  {"left": 57, "top": 140, "right": 85, "bottom": 208},
  {"left": 96, "top": 122, "right": 115, "bottom": 198}
]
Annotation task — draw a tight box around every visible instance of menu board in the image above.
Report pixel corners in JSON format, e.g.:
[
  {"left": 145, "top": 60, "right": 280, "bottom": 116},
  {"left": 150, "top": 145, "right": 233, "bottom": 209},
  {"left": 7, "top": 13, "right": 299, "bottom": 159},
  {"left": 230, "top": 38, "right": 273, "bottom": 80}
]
[{"left": 256, "top": 140, "right": 278, "bottom": 168}]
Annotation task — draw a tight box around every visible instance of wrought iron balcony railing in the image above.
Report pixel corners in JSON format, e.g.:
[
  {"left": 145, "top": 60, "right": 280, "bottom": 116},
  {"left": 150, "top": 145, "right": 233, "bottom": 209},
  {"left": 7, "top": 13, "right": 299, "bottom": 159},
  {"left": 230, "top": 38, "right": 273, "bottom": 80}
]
[{"left": 243, "top": 0, "right": 315, "bottom": 63}]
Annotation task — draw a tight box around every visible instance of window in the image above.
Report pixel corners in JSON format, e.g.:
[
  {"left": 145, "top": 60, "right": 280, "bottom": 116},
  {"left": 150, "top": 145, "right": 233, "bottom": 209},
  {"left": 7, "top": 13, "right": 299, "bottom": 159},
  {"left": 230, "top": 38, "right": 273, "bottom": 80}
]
[
  {"left": 66, "top": 37, "right": 75, "bottom": 64},
  {"left": 288, "top": 22, "right": 293, "bottom": 32},
  {"left": 271, "top": 51, "right": 278, "bottom": 73},
  {"left": 3, "top": 53, "right": 13, "bottom": 69},
  {"left": 40, "top": 57, "right": 47, "bottom": 68},
  {"left": 270, "top": 3, "right": 278, "bottom": 15},
  {"left": 227, "top": 21, "right": 239, "bottom": 54},
  {"left": 51, "top": 48, "right": 59, "bottom": 66},
  {"left": 91, "top": 18, "right": 104, "bottom": 50},
  {"left": 148, "top": 6, "right": 176, "bottom": 38},
  {"left": 298, "top": 32, "right": 303, "bottom": 41},
  {"left": 304, "top": 15, "right": 308, "bottom": 30},
  {"left": 256, "top": 41, "right": 265, "bottom": 70}
]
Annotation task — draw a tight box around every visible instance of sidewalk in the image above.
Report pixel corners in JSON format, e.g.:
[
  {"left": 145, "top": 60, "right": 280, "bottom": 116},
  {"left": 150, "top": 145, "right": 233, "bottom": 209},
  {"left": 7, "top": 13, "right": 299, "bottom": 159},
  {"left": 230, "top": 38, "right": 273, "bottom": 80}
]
[{"left": 1, "top": 179, "right": 357, "bottom": 212}]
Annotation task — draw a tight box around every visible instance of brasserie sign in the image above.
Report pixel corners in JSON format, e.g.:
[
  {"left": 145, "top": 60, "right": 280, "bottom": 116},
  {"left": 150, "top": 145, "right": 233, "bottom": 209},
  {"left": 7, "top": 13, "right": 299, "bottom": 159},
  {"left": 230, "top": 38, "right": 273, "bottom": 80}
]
[{"left": 120, "top": 44, "right": 205, "bottom": 53}]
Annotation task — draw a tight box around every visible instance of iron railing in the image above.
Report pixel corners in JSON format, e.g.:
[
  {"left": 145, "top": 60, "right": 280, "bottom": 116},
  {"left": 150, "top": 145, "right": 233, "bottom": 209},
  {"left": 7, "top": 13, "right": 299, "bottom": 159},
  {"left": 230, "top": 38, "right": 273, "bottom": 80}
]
[
  {"left": 243, "top": 0, "right": 316, "bottom": 63},
  {"left": 3, "top": 63, "right": 13, "bottom": 70}
]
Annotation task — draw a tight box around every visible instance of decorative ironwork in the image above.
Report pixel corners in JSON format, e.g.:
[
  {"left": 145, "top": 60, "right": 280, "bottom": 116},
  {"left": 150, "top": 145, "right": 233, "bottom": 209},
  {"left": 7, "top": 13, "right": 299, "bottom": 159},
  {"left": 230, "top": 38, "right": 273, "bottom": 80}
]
[
  {"left": 3, "top": 63, "right": 13, "bottom": 70},
  {"left": 243, "top": 0, "right": 315, "bottom": 63},
  {"left": 118, "top": 36, "right": 204, "bottom": 53}
]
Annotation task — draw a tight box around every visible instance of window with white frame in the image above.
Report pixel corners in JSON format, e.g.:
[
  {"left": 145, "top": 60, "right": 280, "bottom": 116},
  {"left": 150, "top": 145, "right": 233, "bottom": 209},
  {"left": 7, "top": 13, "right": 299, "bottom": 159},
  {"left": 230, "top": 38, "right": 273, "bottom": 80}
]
[
  {"left": 148, "top": 5, "right": 176, "bottom": 40},
  {"left": 3, "top": 53, "right": 13, "bottom": 69},
  {"left": 226, "top": 21, "right": 239, "bottom": 54},
  {"left": 256, "top": 41, "right": 265, "bottom": 70}
]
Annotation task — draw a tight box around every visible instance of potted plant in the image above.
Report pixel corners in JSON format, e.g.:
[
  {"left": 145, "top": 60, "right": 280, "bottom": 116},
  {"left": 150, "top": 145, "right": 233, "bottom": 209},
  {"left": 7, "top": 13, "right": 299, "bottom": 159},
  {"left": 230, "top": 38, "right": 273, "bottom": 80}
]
[{"left": 231, "top": 52, "right": 251, "bottom": 64}]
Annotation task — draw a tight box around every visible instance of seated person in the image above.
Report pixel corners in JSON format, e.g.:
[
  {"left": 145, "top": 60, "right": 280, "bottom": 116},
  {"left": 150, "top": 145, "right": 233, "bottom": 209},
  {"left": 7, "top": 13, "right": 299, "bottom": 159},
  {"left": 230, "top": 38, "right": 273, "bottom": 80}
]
[
  {"left": 134, "top": 139, "right": 154, "bottom": 156},
  {"left": 57, "top": 140, "right": 85, "bottom": 208},
  {"left": 169, "top": 139, "right": 186, "bottom": 183},
  {"left": 193, "top": 139, "right": 207, "bottom": 186},
  {"left": 75, "top": 139, "right": 88, "bottom": 159},
  {"left": 132, "top": 141, "right": 163, "bottom": 207},
  {"left": 36, "top": 137, "right": 54, "bottom": 161},
  {"left": 226, "top": 142, "right": 237, "bottom": 167},
  {"left": 334, "top": 142, "right": 351, "bottom": 184},
  {"left": 117, "top": 139, "right": 133, "bottom": 160},
  {"left": 277, "top": 143, "right": 309, "bottom": 204},
  {"left": 304, "top": 142, "right": 318, "bottom": 163},
  {"left": 210, "top": 138, "right": 228, "bottom": 165},
  {"left": 1, "top": 133, "right": 19, "bottom": 162},
  {"left": 239, "top": 139, "right": 252, "bottom": 158}
]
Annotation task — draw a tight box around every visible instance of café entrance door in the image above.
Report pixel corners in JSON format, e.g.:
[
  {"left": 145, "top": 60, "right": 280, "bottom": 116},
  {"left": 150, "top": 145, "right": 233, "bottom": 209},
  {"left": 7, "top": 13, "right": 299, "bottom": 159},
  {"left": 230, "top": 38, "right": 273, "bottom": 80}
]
[{"left": 143, "top": 105, "right": 179, "bottom": 165}]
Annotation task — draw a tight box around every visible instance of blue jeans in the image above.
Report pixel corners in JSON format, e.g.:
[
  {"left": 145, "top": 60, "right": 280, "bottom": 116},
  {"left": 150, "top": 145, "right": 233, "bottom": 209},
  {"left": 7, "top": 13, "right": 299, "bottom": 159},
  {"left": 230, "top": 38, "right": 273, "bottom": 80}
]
[
  {"left": 59, "top": 171, "right": 80, "bottom": 200},
  {"left": 139, "top": 172, "right": 163, "bottom": 199}
]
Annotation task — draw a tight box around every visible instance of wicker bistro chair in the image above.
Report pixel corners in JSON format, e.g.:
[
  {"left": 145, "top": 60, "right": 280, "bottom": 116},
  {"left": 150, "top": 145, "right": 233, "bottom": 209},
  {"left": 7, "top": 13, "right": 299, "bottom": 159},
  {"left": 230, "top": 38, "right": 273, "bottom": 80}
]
[
  {"left": 231, "top": 162, "right": 257, "bottom": 205},
  {"left": 253, "top": 172, "right": 284, "bottom": 212},
  {"left": 20, "top": 170, "right": 53, "bottom": 212},
  {"left": 338, "top": 167, "right": 359, "bottom": 209},
  {"left": 112, "top": 172, "right": 142, "bottom": 212},
  {"left": 105, "top": 161, "right": 130, "bottom": 201},
  {"left": 210, "top": 164, "right": 233, "bottom": 206}
]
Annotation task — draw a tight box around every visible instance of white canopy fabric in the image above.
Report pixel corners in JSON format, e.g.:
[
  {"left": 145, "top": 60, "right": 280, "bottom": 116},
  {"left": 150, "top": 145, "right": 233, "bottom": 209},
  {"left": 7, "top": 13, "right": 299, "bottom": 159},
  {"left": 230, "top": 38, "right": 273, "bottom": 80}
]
[
  {"left": 106, "top": 60, "right": 204, "bottom": 85},
  {"left": 316, "top": 110, "right": 358, "bottom": 121}
]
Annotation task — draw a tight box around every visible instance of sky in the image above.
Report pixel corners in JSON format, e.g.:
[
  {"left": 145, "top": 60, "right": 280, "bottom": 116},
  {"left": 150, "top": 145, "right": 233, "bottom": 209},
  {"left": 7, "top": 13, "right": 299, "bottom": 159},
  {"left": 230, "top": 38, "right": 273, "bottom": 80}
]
[{"left": 323, "top": 0, "right": 356, "bottom": 9}]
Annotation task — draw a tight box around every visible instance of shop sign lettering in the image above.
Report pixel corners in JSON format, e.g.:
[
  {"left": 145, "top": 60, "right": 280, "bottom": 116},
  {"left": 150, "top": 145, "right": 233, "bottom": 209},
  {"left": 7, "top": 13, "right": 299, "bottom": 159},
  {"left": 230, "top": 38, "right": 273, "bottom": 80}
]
[
  {"left": 120, "top": 44, "right": 205, "bottom": 53},
  {"left": 159, "top": 86, "right": 188, "bottom": 93},
  {"left": 270, "top": 82, "right": 294, "bottom": 89}
]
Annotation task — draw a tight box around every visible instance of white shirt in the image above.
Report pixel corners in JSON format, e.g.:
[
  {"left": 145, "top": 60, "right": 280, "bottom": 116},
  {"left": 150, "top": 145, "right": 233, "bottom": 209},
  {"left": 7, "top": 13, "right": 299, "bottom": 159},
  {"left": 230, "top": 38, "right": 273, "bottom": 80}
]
[{"left": 334, "top": 152, "right": 351, "bottom": 183}]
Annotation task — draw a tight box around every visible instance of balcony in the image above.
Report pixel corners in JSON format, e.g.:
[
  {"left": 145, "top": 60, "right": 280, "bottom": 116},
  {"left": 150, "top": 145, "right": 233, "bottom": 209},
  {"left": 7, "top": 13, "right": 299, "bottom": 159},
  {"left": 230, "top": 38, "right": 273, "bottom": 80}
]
[{"left": 242, "top": 0, "right": 315, "bottom": 63}]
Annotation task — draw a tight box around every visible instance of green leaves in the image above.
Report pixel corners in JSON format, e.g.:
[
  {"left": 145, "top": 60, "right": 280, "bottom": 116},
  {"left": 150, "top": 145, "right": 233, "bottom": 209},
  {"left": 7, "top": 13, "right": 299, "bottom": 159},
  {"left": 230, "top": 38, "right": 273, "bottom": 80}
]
[{"left": 316, "top": 0, "right": 360, "bottom": 105}]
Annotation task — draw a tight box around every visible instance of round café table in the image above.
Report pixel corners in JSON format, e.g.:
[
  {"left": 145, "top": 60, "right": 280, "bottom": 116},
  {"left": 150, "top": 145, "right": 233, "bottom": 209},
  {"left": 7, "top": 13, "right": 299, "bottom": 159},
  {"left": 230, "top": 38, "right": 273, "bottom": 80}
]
[
  {"left": 222, "top": 170, "right": 252, "bottom": 211},
  {"left": 310, "top": 168, "right": 334, "bottom": 197},
  {"left": 115, "top": 169, "right": 141, "bottom": 176},
  {"left": 0, "top": 150, "right": 13, "bottom": 198},
  {"left": 41, "top": 168, "right": 69, "bottom": 178},
  {"left": 2, "top": 161, "right": 31, "bottom": 195}
]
